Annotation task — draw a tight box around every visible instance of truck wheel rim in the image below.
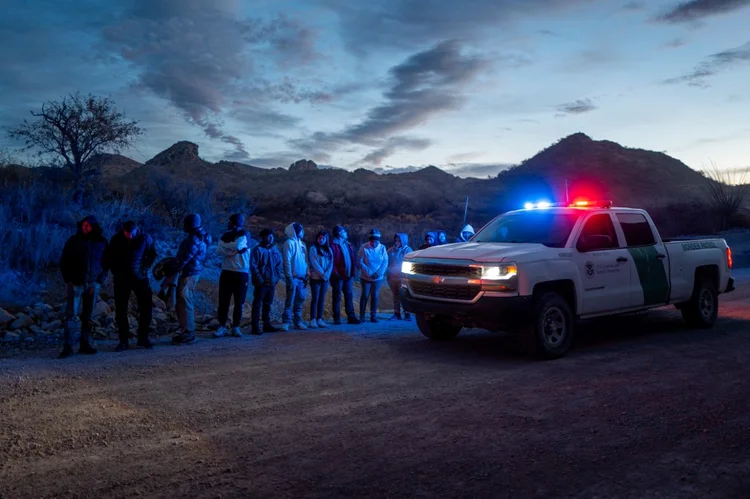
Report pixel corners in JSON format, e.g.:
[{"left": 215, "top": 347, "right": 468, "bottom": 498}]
[
  {"left": 542, "top": 307, "right": 566, "bottom": 347},
  {"left": 699, "top": 289, "right": 714, "bottom": 319}
]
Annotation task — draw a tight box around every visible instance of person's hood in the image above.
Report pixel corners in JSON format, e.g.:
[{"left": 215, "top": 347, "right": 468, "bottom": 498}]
[
  {"left": 425, "top": 231, "right": 437, "bottom": 242},
  {"left": 437, "top": 230, "right": 447, "bottom": 241},
  {"left": 461, "top": 224, "right": 475, "bottom": 236},
  {"left": 284, "top": 223, "right": 299, "bottom": 241},
  {"left": 221, "top": 229, "right": 246, "bottom": 244},
  {"left": 396, "top": 233, "right": 409, "bottom": 248},
  {"left": 77, "top": 215, "right": 102, "bottom": 236}
]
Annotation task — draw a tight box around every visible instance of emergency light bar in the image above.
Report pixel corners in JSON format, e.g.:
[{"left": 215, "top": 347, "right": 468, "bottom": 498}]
[{"left": 522, "top": 199, "right": 613, "bottom": 209}]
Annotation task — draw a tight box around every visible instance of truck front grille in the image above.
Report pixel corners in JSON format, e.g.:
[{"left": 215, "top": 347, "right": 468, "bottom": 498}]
[
  {"left": 411, "top": 263, "right": 481, "bottom": 279},
  {"left": 410, "top": 282, "right": 481, "bottom": 301}
]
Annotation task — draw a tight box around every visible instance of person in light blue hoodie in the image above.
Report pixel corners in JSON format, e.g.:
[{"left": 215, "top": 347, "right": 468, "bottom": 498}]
[
  {"left": 358, "top": 228, "right": 388, "bottom": 323},
  {"left": 281, "top": 222, "right": 309, "bottom": 330},
  {"left": 308, "top": 229, "right": 333, "bottom": 329}
]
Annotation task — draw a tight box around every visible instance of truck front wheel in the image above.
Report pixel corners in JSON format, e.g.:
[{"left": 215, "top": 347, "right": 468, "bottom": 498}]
[
  {"left": 681, "top": 279, "right": 718, "bottom": 329},
  {"left": 525, "top": 292, "right": 575, "bottom": 359},
  {"left": 416, "top": 314, "right": 462, "bottom": 341}
]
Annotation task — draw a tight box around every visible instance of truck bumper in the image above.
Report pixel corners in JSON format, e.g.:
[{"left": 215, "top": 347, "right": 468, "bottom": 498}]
[
  {"left": 726, "top": 277, "right": 735, "bottom": 293},
  {"left": 399, "top": 287, "right": 533, "bottom": 330}
]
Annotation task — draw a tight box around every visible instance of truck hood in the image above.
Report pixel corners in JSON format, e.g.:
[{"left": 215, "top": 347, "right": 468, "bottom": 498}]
[{"left": 407, "top": 242, "right": 549, "bottom": 263}]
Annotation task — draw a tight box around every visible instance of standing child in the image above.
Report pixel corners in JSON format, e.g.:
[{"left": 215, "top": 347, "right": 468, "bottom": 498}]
[
  {"left": 250, "top": 229, "right": 284, "bottom": 335},
  {"left": 214, "top": 214, "right": 250, "bottom": 338},
  {"left": 308, "top": 230, "right": 333, "bottom": 328},
  {"left": 358, "top": 228, "right": 388, "bottom": 323},
  {"left": 387, "top": 233, "right": 413, "bottom": 321}
]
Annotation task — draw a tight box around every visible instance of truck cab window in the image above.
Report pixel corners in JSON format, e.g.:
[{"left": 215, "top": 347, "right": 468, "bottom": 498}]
[
  {"left": 617, "top": 213, "right": 656, "bottom": 247},
  {"left": 577, "top": 214, "right": 618, "bottom": 251}
]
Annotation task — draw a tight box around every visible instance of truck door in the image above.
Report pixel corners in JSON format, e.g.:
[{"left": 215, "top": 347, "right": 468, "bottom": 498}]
[
  {"left": 574, "top": 213, "right": 633, "bottom": 315},
  {"left": 615, "top": 212, "right": 670, "bottom": 307}
]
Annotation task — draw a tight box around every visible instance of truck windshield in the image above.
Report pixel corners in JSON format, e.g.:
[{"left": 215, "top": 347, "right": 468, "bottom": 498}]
[{"left": 473, "top": 211, "right": 581, "bottom": 247}]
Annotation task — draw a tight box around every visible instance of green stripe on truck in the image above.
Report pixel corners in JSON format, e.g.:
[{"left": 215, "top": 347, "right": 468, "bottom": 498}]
[{"left": 628, "top": 246, "right": 669, "bottom": 305}]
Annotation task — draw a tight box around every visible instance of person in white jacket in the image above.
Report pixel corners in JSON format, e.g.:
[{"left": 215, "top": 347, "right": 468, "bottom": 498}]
[
  {"left": 308, "top": 229, "right": 333, "bottom": 329},
  {"left": 358, "top": 228, "right": 388, "bottom": 323},
  {"left": 281, "top": 222, "right": 309, "bottom": 330},
  {"left": 214, "top": 214, "right": 250, "bottom": 338}
]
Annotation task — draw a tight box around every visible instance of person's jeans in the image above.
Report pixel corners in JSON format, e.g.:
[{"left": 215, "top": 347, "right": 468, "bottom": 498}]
[
  {"left": 177, "top": 275, "right": 199, "bottom": 333},
  {"left": 114, "top": 275, "right": 153, "bottom": 343},
  {"left": 251, "top": 284, "right": 276, "bottom": 329},
  {"left": 309, "top": 279, "right": 329, "bottom": 321},
  {"left": 387, "top": 276, "right": 410, "bottom": 319},
  {"left": 217, "top": 271, "right": 249, "bottom": 327},
  {"left": 64, "top": 283, "right": 99, "bottom": 348},
  {"left": 282, "top": 278, "right": 307, "bottom": 325},
  {"left": 330, "top": 276, "right": 355, "bottom": 321},
  {"left": 359, "top": 279, "right": 382, "bottom": 319}
]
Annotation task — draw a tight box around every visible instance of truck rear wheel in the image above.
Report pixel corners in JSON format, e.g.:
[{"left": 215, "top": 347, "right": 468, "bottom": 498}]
[
  {"left": 681, "top": 279, "right": 718, "bottom": 329},
  {"left": 525, "top": 292, "right": 575, "bottom": 360},
  {"left": 416, "top": 314, "right": 462, "bottom": 341}
]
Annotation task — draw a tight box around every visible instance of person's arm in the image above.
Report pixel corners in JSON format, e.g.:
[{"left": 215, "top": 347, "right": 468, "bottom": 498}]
[
  {"left": 60, "top": 237, "right": 73, "bottom": 283},
  {"left": 175, "top": 238, "right": 198, "bottom": 271},
  {"left": 96, "top": 240, "right": 110, "bottom": 285},
  {"left": 249, "top": 247, "right": 261, "bottom": 284},
  {"left": 274, "top": 247, "right": 284, "bottom": 284},
  {"left": 324, "top": 252, "right": 334, "bottom": 280},
  {"left": 375, "top": 246, "right": 388, "bottom": 278},
  {"left": 309, "top": 247, "right": 325, "bottom": 277},
  {"left": 282, "top": 241, "right": 293, "bottom": 282},
  {"left": 142, "top": 235, "right": 157, "bottom": 269}
]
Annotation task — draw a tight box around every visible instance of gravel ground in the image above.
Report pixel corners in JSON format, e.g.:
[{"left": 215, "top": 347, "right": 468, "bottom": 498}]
[{"left": 1, "top": 272, "right": 749, "bottom": 499}]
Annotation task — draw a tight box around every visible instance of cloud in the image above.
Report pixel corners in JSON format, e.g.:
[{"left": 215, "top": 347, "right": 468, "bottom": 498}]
[
  {"left": 664, "top": 41, "right": 750, "bottom": 87},
  {"left": 359, "top": 136, "right": 432, "bottom": 165},
  {"left": 656, "top": 0, "right": 750, "bottom": 23},
  {"left": 99, "top": 0, "right": 320, "bottom": 161},
  {"left": 292, "top": 40, "right": 488, "bottom": 160},
  {"left": 664, "top": 38, "right": 688, "bottom": 49},
  {"left": 556, "top": 98, "right": 598, "bottom": 115}
]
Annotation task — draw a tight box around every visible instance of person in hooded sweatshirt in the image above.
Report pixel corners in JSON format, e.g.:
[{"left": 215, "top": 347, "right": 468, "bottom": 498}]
[
  {"left": 214, "top": 214, "right": 250, "bottom": 339},
  {"left": 386, "top": 233, "right": 413, "bottom": 321},
  {"left": 330, "top": 225, "right": 360, "bottom": 325},
  {"left": 308, "top": 229, "right": 333, "bottom": 329},
  {"left": 358, "top": 228, "right": 388, "bottom": 323},
  {"left": 281, "top": 222, "right": 309, "bottom": 330},
  {"left": 107, "top": 220, "right": 157, "bottom": 352},
  {"left": 437, "top": 230, "right": 448, "bottom": 245},
  {"left": 456, "top": 224, "right": 476, "bottom": 243},
  {"left": 173, "top": 213, "right": 209, "bottom": 345},
  {"left": 59, "top": 215, "right": 109, "bottom": 358},
  {"left": 250, "top": 228, "right": 283, "bottom": 335},
  {"left": 418, "top": 232, "right": 437, "bottom": 250}
]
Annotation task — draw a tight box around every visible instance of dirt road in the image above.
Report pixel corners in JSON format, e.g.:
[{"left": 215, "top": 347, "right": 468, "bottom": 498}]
[{"left": 2, "top": 273, "right": 750, "bottom": 498}]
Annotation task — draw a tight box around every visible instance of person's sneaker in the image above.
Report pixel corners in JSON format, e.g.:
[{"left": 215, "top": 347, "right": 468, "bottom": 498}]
[
  {"left": 251, "top": 327, "right": 263, "bottom": 336},
  {"left": 359, "top": 315, "right": 366, "bottom": 324},
  {"left": 176, "top": 333, "right": 196, "bottom": 345},
  {"left": 404, "top": 314, "right": 412, "bottom": 322},
  {"left": 347, "top": 317, "right": 361, "bottom": 325},
  {"left": 370, "top": 316, "right": 379, "bottom": 323},
  {"left": 308, "top": 321, "right": 317, "bottom": 329},
  {"left": 294, "top": 321, "right": 308, "bottom": 330},
  {"left": 115, "top": 342, "right": 129, "bottom": 352},
  {"left": 58, "top": 345, "right": 74, "bottom": 359},
  {"left": 137, "top": 338, "right": 154, "bottom": 349},
  {"left": 278, "top": 323, "right": 290, "bottom": 332},
  {"left": 79, "top": 343, "right": 98, "bottom": 355},
  {"left": 231, "top": 327, "right": 244, "bottom": 338},
  {"left": 263, "top": 324, "right": 281, "bottom": 333},
  {"left": 317, "top": 319, "right": 326, "bottom": 328},
  {"left": 213, "top": 327, "right": 227, "bottom": 338},
  {"left": 389, "top": 315, "right": 401, "bottom": 321}
]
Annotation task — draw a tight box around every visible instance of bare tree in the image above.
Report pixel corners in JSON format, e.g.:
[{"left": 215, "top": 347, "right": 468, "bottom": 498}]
[
  {"left": 702, "top": 161, "right": 750, "bottom": 230},
  {"left": 7, "top": 92, "right": 143, "bottom": 182}
]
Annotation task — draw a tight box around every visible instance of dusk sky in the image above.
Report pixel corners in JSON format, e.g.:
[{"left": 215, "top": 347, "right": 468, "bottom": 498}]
[{"left": 1, "top": 0, "right": 749, "bottom": 178}]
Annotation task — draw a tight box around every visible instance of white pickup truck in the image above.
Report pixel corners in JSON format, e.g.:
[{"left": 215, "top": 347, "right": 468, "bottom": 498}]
[{"left": 400, "top": 200, "right": 735, "bottom": 359}]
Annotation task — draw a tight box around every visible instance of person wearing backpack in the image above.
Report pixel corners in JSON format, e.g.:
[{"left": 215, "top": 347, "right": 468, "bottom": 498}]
[{"left": 173, "top": 213, "right": 209, "bottom": 345}]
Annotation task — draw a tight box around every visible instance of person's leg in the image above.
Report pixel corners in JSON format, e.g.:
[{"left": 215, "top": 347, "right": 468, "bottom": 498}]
[
  {"left": 176, "top": 276, "right": 188, "bottom": 332},
  {"left": 343, "top": 278, "right": 356, "bottom": 321},
  {"left": 251, "top": 285, "right": 263, "bottom": 332},
  {"left": 360, "top": 280, "right": 371, "bottom": 319},
  {"left": 293, "top": 278, "right": 307, "bottom": 326},
  {"left": 309, "top": 280, "right": 320, "bottom": 321},
  {"left": 135, "top": 278, "right": 153, "bottom": 345},
  {"left": 79, "top": 284, "right": 99, "bottom": 353},
  {"left": 114, "top": 277, "right": 133, "bottom": 346},
  {"left": 216, "top": 271, "right": 232, "bottom": 329},
  {"left": 330, "top": 277, "right": 342, "bottom": 323},
  {"left": 317, "top": 280, "right": 329, "bottom": 323},
  {"left": 282, "top": 280, "right": 296, "bottom": 327},
  {"left": 370, "top": 280, "right": 382, "bottom": 321},
  {"left": 387, "top": 277, "right": 401, "bottom": 319},
  {"left": 62, "top": 284, "right": 81, "bottom": 353},
  {"left": 262, "top": 285, "right": 275, "bottom": 330},
  {"left": 183, "top": 276, "right": 198, "bottom": 335},
  {"left": 232, "top": 273, "right": 249, "bottom": 328}
]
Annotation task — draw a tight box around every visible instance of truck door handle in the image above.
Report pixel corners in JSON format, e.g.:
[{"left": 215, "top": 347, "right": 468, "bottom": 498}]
[
  {"left": 656, "top": 253, "right": 666, "bottom": 259},
  {"left": 616, "top": 257, "right": 628, "bottom": 263}
]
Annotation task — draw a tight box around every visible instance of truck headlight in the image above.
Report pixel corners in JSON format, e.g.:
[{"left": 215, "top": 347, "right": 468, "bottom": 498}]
[
  {"left": 401, "top": 261, "right": 415, "bottom": 275},
  {"left": 481, "top": 264, "right": 517, "bottom": 280}
]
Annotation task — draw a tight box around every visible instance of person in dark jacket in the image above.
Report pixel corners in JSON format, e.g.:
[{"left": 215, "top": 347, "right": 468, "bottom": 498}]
[
  {"left": 249, "top": 228, "right": 283, "bottom": 335},
  {"left": 59, "top": 215, "right": 109, "bottom": 358},
  {"left": 387, "top": 233, "right": 413, "bottom": 321},
  {"left": 437, "top": 230, "right": 448, "bottom": 245},
  {"left": 214, "top": 214, "right": 250, "bottom": 338},
  {"left": 107, "top": 221, "right": 157, "bottom": 351},
  {"left": 455, "top": 224, "right": 475, "bottom": 243},
  {"left": 329, "top": 225, "right": 360, "bottom": 325},
  {"left": 419, "top": 232, "right": 437, "bottom": 250},
  {"left": 173, "top": 213, "right": 209, "bottom": 345}
]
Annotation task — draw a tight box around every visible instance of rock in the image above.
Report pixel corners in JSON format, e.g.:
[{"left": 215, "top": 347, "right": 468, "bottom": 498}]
[
  {"left": 29, "top": 325, "right": 43, "bottom": 336},
  {"left": 43, "top": 320, "right": 63, "bottom": 330},
  {"left": 306, "top": 191, "right": 330, "bottom": 204},
  {"left": 289, "top": 159, "right": 318, "bottom": 172},
  {"left": 0, "top": 308, "right": 15, "bottom": 326},
  {"left": 2, "top": 331, "right": 21, "bottom": 342},
  {"left": 93, "top": 300, "right": 111, "bottom": 317},
  {"left": 10, "top": 313, "right": 33, "bottom": 330},
  {"left": 153, "top": 309, "right": 167, "bottom": 322},
  {"left": 24, "top": 336, "right": 35, "bottom": 344},
  {"left": 153, "top": 296, "right": 167, "bottom": 311}
]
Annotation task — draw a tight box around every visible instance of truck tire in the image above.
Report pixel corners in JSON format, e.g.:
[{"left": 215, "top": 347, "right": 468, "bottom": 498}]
[
  {"left": 525, "top": 292, "right": 575, "bottom": 360},
  {"left": 416, "top": 314, "right": 462, "bottom": 341},
  {"left": 681, "top": 279, "right": 718, "bottom": 329}
]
